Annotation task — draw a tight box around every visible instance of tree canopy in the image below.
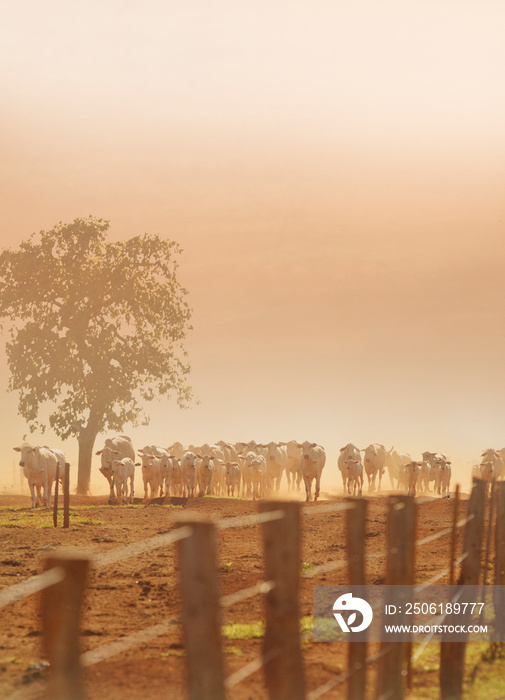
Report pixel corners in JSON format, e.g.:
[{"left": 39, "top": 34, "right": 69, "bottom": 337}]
[{"left": 0, "top": 217, "right": 193, "bottom": 492}]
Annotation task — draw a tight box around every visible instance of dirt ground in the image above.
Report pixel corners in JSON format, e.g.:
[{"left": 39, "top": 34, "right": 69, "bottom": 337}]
[{"left": 0, "top": 490, "right": 501, "bottom": 700}]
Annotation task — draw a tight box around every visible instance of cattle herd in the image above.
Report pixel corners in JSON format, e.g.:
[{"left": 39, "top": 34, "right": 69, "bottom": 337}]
[
  {"left": 95, "top": 438, "right": 326, "bottom": 505},
  {"left": 11, "top": 438, "right": 505, "bottom": 508}
]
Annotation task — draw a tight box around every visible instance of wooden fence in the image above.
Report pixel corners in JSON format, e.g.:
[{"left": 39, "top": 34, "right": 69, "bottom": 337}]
[{"left": 2, "top": 478, "right": 502, "bottom": 700}]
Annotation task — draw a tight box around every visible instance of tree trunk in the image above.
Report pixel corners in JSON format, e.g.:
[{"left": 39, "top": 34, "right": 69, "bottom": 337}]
[{"left": 76, "top": 426, "right": 99, "bottom": 495}]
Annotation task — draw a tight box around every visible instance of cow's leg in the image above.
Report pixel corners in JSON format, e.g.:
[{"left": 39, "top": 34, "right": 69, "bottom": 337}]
[
  {"left": 29, "top": 483, "right": 36, "bottom": 509},
  {"left": 303, "top": 475, "right": 311, "bottom": 502},
  {"left": 314, "top": 474, "right": 321, "bottom": 501},
  {"left": 108, "top": 476, "right": 115, "bottom": 505},
  {"left": 47, "top": 479, "right": 53, "bottom": 507},
  {"left": 42, "top": 474, "right": 48, "bottom": 507}
]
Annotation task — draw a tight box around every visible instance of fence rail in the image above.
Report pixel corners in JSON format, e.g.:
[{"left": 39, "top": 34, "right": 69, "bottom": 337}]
[{"left": 2, "top": 479, "right": 501, "bottom": 700}]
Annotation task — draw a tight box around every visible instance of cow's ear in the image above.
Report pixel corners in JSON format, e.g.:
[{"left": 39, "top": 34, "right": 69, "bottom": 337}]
[
  {"left": 311, "top": 442, "right": 317, "bottom": 447},
  {"left": 135, "top": 462, "right": 141, "bottom": 466},
  {"left": 13, "top": 446, "right": 22, "bottom": 452},
  {"left": 96, "top": 450, "right": 103, "bottom": 455},
  {"left": 339, "top": 447, "right": 345, "bottom": 452}
]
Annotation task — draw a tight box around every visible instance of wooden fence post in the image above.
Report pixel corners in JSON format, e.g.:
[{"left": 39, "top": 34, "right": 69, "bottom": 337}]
[
  {"left": 449, "top": 484, "right": 460, "bottom": 586},
  {"left": 53, "top": 464, "right": 60, "bottom": 528},
  {"left": 63, "top": 463, "right": 70, "bottom": 529},
  {"left": 440, "top": 478, "right": 486, "bottom": 699},
  {"left": 260, "top": 501, "right": 305, "bottom": 700},
  {"left": 176, "top": 516, "right": 225, "bottom": 700},
  {"left": 42, "top": 554, "right": 90, "bottom": 700},
  {"left": 376, "top": 495, "right": 416, "bottom": 700},
  {"left": 346, "top": 498, "right": 367, "bottom": 700},
  {"left": 494, "top": 481, "right": 505, "bottom": 639}
]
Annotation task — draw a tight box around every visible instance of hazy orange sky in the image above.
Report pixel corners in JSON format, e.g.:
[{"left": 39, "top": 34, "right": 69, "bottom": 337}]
[{"left": 1, "top": 1, "right": 504, "bottom": 492}]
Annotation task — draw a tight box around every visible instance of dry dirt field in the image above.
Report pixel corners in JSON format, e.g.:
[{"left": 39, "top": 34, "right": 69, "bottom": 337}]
[{"left": 0, "top": 490, "right": 502, "bottom": 700}]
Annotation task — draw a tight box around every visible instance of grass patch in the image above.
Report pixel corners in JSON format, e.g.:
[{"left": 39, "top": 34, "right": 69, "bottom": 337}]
[
  {"left": 160, "top": 650, "right": 186, "bottom": 658},
  {"left": 0, "top": 507, "right": 104, "bottom": 529},
  {"left": 409, "top": 642, "right": 505, "bottom": 699},
  {"left": 222, "top": 621, "right": 265, "bottom": 640},
  {"left": 222, "top": 617, "right": 313, "bottom": 642},
  {"left": 0, "top": 657, "right": 29, "bottom": 665},
  {"left": 300, "top": 616, "right": 312, "bottom": 634},
  {"left": 225, "top": 646, "right": 243, "bottom": 656}
]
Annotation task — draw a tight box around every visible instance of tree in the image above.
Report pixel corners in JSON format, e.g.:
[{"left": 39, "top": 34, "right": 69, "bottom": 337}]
[{"left": 0, "top": 217, "right": 193, "bottom": 494}]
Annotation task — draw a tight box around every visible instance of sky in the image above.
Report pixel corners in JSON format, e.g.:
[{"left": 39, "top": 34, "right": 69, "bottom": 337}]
[{"left": 1, "top": 0, "right": 504, "bottom": 493}]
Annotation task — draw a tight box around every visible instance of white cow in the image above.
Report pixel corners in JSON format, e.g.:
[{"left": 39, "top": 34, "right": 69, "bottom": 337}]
[
  {"left": 213, "top": 459, "right": 226, "bottom": 496},
  {"left": 149, "top": 446, "right": 170, "bottom": 496},
  {"left": 346, "top": 459, "right": 363, "bottom": 496},
  {"left": 404, "top": 461, "right": 422, "bottom": 498},
  {"left": 251, "top": 455, "right": 267, "bottom": 500},
  {"left": 137, "top": 447, "right": 163, "bottom": 500},
  {"left": 196, "top": 454, "right": 215, "bottom": 496},
  {"left": 181, "top": 451, "right": 198, "bottom": 497},
  {"left": 480, "top": 461, "right": 495, "bottom": 495},
  {"left": 297, "top": 441, "right": 326, "bottom": 502},
  {"left": 166, "top": 457, "right": 183, "bottom": 497},
  {"left": 437, "top": 458, "right": 452, "bottom": 497},
  {"left": 362, "top": 444, "right": 386, "bottom": 492},
  {"left": 385, "top": 448, "right": 411, "bottom": 490},
  {"left": 111, "top": 458, "right": 135, "bottom": 504},
  {"left": 480, "top": 449, "right": 505, "bottom": 480},
  {"left": 258, "top": 442, "right": 287, "bottom": 493},
  {"left": 96, "top": 436, "right": 135, "bottom": 504},
  {"left": 282, "top": 441, "right": 303, "bottom": 491},
  {"left": 338, "top": 444, "right": 361, "bottom": 492},
  {"left": 13, "top": 444, "right": 58, "bottom": 508},
  {"left": 225, "top": 462, "right": 241, "bottom": 497},
  {"left": 157, "top": 451, "right": 174, "bottom": 497},
  {"left": 419, "top": 461, "right": 430, "bottom": 493},
  {"left": 237, "top": 451, "right": 258, "bottom": 498},
  {"left": 422, "top": 452, "right": 444, "bottom": 493}
]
